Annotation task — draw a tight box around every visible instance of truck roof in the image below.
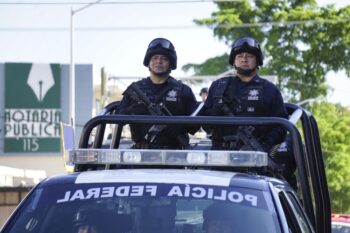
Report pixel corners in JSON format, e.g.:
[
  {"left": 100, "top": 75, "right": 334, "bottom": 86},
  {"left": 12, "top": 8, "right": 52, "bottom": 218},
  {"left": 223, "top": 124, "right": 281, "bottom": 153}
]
[{"left": 39, "top": 169, "right": 281, "bottom": 191}]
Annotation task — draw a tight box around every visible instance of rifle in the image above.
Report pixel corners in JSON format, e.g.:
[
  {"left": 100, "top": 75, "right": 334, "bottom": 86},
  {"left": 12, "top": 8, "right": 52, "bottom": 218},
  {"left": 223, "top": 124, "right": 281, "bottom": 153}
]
[
  {"left": 221, "top": 103, "right": 264, "bottom": 151},
  {"left": 128, "top": 83, "right": 189, "bottom": 148},
  {"left": 221, "top": 103, "right": 282, "bottom": 172}
]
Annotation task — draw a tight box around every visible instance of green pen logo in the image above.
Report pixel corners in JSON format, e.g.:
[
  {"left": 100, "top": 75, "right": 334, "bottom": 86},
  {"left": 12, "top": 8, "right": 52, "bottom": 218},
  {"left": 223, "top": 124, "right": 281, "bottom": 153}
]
[{"left": 27, "top": 64, "right": 55, "bottom": 102}]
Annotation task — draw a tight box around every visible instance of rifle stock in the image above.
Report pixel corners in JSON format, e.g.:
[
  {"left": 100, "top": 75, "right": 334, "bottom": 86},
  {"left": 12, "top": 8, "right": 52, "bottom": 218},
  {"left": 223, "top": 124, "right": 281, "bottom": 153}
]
[
  {"left": 129, "top": 83, "right": 163, "bottom": 115},
  {"left": 129, "top": 83, "right": 189, "bottom": 148},
  {"left": 221, "top": 104, "right": 264, "bottom": 151},
  {"left": 221, "top": 103, "right": 283, "bottom": 172}
]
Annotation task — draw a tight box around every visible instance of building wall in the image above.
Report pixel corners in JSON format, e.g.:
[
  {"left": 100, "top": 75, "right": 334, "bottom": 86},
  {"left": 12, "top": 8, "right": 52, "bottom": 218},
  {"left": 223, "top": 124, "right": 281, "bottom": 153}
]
[
  {"left": 0, "top": 187, "right": 31, "bottom": 228},
  {"left": 0, "top": 64, "right": 4, "bottom": 154},
  {"left": 60, "top": 64, "right": 94, "bottom": 146}
]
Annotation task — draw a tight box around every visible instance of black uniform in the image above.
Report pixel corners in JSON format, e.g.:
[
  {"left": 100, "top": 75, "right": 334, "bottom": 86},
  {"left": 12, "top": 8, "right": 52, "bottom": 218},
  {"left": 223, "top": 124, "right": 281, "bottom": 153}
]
[
  {"left": 117, "top": 76, "right": 198, "bottom": 149},
  {"left": 202, "top": 75, "right": 288, "bottom": 151}
]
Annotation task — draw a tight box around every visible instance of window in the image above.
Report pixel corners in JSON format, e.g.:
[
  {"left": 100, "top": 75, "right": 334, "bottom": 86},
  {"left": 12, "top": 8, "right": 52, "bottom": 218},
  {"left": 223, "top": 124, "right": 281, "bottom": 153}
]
[
  {"left": 279, "top": 190, "right": 314, "bottom": 233},
  {"left": 3, "top": 183, "right": 280, "bottom": 233}
]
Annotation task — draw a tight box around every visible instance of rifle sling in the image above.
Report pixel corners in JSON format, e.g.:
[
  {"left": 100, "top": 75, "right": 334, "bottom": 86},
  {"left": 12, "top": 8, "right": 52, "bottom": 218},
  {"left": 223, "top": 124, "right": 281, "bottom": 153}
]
[{"left": 154, "top": 78, "right": 181, "bottom": 104}]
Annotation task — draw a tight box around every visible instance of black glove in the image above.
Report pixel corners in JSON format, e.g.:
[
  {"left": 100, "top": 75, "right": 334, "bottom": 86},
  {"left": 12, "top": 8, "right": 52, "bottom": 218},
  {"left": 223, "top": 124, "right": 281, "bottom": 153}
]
[
  {"left": 124, "top": 103, "right": 148, "bottom": 115},
  {"left": 156, "top": 126, "right": 190, "bottom": 148}
]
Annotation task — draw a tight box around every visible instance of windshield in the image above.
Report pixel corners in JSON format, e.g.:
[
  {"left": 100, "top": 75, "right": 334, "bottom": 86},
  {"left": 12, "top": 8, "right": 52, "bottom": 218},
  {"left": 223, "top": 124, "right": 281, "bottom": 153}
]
[
  {"left": 332, "top": 223, "right": 350, "bottom": 233},
  {"left": 3, "top": 182, "right": 280, "bottom": 233}
]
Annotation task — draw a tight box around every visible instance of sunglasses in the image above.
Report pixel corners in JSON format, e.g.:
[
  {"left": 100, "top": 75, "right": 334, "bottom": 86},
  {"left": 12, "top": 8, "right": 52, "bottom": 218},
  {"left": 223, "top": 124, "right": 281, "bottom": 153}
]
[
  {"left": 233, "top": 37, "right": 259, "bottom": 48},
  {"left": 148, "top": 38, "right": 174, "bottom": 50}
]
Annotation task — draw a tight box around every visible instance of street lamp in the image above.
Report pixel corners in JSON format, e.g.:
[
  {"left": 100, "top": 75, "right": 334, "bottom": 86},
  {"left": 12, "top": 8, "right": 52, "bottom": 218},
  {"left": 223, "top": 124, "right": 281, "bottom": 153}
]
[
  {"left": 297, "top": 96, "right": 323, "bottom": 106},
  {"left": 70, "top": 0, "right": 103, "bottom": 129}
]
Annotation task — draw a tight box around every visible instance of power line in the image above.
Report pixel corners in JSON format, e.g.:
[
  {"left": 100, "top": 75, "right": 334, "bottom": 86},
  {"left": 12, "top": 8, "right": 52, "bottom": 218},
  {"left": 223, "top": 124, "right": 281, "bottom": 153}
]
[
  {"left": 0, "top": 17, "right": 349, "bottom": 32},
  {"left": 0, "top": 0, "right": 241, "bottom": 5},
  {"left": 0, "top": 26, "right": 198, "bottom": 31},
  {"left": 283, "top": 80, "right": 350, "bottom": 92},
  {"left": 219, "top": 18, "right": 350, "bottom": 28},
  {"left": 0, "top": 0, "right": 343, "bottom": 5}
]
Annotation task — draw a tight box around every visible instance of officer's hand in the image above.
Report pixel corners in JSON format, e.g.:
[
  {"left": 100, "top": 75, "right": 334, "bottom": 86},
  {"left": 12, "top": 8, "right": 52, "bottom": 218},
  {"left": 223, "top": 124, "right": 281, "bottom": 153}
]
[
  {"left": 204, "top": 106, "right": 223, "bottom": 116},
  {"left": 162, "top": 126, "right": 189, "bottom": 147},
  {"left": 125, "top": 103, "right": 148, "bottom": 115}
]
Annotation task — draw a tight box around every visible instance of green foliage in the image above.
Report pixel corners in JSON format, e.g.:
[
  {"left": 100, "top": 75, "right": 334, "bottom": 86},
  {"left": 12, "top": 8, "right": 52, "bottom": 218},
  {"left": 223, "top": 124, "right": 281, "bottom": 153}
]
[
  {"left": 309, "top": 102, "right": 350, "bottom": 213},
  {"left": 182, "top": 54, "right": 230, "bottom": 75},
  {"left": 187, "top": 0, "right": 350, "bottom": 212},
  {"left": 185, "top": 0, "right": 350, "bottom": 102}
]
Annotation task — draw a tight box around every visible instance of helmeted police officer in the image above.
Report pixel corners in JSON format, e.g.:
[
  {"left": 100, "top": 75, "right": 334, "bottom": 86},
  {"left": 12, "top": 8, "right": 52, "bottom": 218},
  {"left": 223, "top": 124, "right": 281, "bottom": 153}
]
[
  {"left": 202, "top": 36, "right": 288, "bottom": 151},
  {"left": 73, "top": 207, "right": 104, "bottom": 233},
  {"left": 200, "top": 87, "right": 209, "bottom": 102},
  {"left": 116, "top": 38, "right": 198, "bottom": 149},
  {"left": 270, "top": 134, "right": 297, "bottom": 189}
]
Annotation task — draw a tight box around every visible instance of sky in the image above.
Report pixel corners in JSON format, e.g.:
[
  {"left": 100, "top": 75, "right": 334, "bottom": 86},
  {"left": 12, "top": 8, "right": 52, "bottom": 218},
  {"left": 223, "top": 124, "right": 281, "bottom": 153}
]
[{"left": 0, "top": 0, "right": 349, "bottom": 106}]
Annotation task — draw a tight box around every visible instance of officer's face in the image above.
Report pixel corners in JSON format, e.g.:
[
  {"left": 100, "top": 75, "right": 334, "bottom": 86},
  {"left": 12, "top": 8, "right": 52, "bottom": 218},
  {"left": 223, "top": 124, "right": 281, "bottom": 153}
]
[
  {"left": 234, "top": 52, "right": 257, "bottom": 70},
  {"left": 200, "top": 92, "right": 208, "bottom": 101},
  {"left": 149, "top": 54, "right": 170, "bottom": 76}
]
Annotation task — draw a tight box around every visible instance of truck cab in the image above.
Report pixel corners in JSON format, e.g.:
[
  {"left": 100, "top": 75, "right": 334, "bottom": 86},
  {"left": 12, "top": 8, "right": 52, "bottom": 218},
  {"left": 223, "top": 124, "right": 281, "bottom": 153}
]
[{"left": 0, "top": 103, "right": 331, "bottom": 233}]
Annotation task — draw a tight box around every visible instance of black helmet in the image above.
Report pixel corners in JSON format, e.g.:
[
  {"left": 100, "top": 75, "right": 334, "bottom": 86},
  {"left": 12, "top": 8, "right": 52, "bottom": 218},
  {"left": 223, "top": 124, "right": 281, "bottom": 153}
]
[
  {"left": 143, "top": 38, "right": 177, "bottom": 70},
  {"left": 200, "top": 87, "right": 208, "bottom": 96},
  {"left": 73, "top": 207, "right": 99, "bottom": 227},
  {"left": 229, "top": 37, "right": 263, "bottom": 66},
  {"left": 73, "top": 206, "right": 108, "bottom": 231}
]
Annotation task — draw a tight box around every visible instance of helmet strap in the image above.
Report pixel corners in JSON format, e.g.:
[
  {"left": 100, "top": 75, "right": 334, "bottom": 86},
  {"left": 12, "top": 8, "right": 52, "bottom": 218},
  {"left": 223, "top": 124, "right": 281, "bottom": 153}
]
[
  {"left": 235, "top": 66, "right": 256, "bottom": 76},
  {"left": 148, "top": 66, "right": 171, "bottom": 77}
]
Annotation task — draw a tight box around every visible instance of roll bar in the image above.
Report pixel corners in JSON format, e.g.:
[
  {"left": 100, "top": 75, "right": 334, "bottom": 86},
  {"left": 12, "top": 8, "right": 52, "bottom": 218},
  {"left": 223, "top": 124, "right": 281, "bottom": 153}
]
[
  {"left": 75, "top": 102, "right": 330, "bottom": 233},
  {"left": 285, "top": 103, "right": 331, "bottom": 233}
]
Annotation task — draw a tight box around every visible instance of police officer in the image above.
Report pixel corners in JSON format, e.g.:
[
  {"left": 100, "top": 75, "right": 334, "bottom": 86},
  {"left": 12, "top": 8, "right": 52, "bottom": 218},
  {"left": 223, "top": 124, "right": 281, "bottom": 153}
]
[
  {"left": 202, "top": 36, "right": 287, "bottom": 151},
  {"left": 73, "top": 207, "right": 103, "bottom": 233},
  {"left": 270, "top": 134, "right": 297, "bottom": 189},
  {"left": 116, "top": 38, "right": 198, "bottom": 149},
  {"left": 200, "top": 87, "right": 209, "bottom": 102}
]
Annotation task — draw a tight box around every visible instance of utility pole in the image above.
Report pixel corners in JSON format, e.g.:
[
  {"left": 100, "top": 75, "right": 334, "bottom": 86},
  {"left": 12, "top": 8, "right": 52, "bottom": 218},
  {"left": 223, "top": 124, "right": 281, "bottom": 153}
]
[
  {"left": 69, "top": 0, "right": 103, "bottom": 129},
  {"left": 100, "top": 67, "right": 107, "bottom": 110}
]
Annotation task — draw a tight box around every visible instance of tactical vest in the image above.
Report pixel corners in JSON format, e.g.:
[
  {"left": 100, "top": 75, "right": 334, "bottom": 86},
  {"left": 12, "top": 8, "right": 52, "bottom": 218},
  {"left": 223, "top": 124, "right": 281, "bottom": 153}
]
[
  {"left": 213, "top": 76, "right": 266, "bottom": 117},
  {"left": 134, "top": 77, "right": 183, "bottom": 114},
  {"left": 125, "top": 77, "right": 185, "bottom": 146}
]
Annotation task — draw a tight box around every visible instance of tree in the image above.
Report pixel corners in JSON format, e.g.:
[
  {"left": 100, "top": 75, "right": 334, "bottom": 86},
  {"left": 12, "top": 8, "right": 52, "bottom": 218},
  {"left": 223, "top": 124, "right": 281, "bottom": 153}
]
[
  {"left": 309, "top": 102, "right": 350, "bottom": 213},
  {"left": 184, "top": 0, "right": 350, "bottom": 102},
  {"left": 186, "top": 0, "right": 350, "bottom": 212},
  {"left": 182, "top": 54, "right": 230, "bottom": 76}
]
